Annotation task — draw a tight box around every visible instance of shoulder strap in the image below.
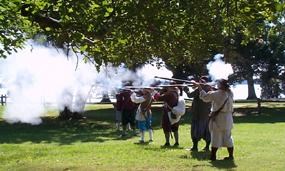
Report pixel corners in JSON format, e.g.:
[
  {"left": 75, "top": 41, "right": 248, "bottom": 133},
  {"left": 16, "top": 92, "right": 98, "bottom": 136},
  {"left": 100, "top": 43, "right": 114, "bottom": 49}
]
[
  {"left": 141, "top": 97, "right": 153, "bottom": 113},
  {"left": 213, "top": 95, "right": 228, "bottom": 114},
  {"left": 140, "top": 95, "right": 153, "bottom": 120}
]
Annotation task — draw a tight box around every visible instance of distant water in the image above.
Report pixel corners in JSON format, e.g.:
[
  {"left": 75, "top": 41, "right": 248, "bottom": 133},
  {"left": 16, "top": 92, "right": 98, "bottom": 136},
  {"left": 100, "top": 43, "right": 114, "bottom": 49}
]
[
  {"left": 2, "top": 83, "right": 284, "bottom": 103},
  {"left": 182, "top": 84, "right": 262, "bottom": 100},
  {"left": 232, "top": 84, "right": 261, "bottom": 100}
]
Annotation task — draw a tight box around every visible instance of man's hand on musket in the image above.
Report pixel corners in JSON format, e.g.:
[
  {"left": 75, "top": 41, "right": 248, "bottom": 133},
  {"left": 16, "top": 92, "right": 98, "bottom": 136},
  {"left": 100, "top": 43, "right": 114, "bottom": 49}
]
[
  {"left": 183, "top": 86, "right": 190, "bottom": 93},
  {"left": 191, "top": 81, "right": 202, "bottom": 90}
]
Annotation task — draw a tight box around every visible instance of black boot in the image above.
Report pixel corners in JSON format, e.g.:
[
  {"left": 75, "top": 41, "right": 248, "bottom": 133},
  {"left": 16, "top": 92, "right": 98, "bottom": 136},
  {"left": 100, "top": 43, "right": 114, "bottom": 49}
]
[
  {"left": 120, "top": 125, "right": 127, "bottom": 137},
  {"left": 163, "top": 132, "right": 170, "bottom": 147},
  {"left": 224, "top": 147, "right": 234, "bottom": 160},
  {"left": 173, "top": 131, "right": 179, "bottom": 147},
  {"left": 191, "top": 140, "right": 198, "bottom": 151},
  {"left": 203, "top": 141, "right": 210, "bottom": 151},
  {"left": 210, "top": 147, "right": 218, "bottom": 161}
]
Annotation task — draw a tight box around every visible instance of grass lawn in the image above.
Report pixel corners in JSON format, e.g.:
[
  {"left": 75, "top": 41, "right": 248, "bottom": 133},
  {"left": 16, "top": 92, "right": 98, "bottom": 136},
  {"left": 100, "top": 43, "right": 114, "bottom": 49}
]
[{"left": 0, "top": 101, "right": 285, "bottom": 171}]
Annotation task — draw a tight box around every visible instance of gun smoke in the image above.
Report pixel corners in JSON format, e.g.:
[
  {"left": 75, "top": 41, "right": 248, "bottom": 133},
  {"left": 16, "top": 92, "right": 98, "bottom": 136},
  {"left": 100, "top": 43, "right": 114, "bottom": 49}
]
[
  {"left": 0, "top": 41, "right": 172, "bottom": 125},
  {"left": 207, "top": 54, "right": 233, "bottom": 81}
]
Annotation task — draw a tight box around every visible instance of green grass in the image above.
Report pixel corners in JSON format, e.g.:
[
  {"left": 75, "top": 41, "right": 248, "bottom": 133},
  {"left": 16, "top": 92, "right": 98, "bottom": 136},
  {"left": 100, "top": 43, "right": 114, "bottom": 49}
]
[{"left": 0, "top": 101, "right": 285, "bottom": 171}]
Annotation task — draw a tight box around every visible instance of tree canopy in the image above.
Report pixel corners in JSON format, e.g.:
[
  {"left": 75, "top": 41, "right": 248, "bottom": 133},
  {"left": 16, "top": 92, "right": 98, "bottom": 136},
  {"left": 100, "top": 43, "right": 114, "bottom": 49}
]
[
  {"left": 1, "top": 0, "right": 283, "bottom": 68},
  {"left": 1, "top": 0, "right": 285, "bottom": 99}
]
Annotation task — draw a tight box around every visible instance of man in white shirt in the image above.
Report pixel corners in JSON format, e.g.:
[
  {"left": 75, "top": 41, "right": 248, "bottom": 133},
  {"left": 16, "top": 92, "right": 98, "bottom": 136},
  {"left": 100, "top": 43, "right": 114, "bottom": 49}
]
[{"left": 195, "top": 79, "right": 234, "bottom": 161}]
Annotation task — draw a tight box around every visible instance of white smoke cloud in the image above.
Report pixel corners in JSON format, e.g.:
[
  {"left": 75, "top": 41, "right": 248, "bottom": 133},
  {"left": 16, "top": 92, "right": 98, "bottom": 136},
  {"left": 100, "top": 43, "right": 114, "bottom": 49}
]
[
  {"left": 95, "top": 64, "right": 136, "bottom": 92},
  {"left": 94, "top": 59, "right": 173, "bottom": 93},
  {"left": 136, "top": 59, "right": 173, "bottom": 86},
  {"left": 207, "top": 54, "right": 233, "bottom": 81},
  {"left": 0, "top": 41, "right": 98, "bottom": 125},
  {"left": 0, "top": 41, "right": 173, "bottom": 125}
]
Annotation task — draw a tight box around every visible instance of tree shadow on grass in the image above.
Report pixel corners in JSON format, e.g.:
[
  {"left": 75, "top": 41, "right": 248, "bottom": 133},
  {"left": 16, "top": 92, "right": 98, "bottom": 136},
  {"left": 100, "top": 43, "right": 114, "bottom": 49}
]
[
  {"left": 0, "top": 116, "right": 120, "bottom": 145},
  {"left": 233, "top": 106, "right": 285, "bottom": 124},
  {"left": 0, "top": 106, "right": 169, "bottom": 145},
  {"left": 1, "top": 104, "right": 284, "bottom": 145},
  {"left": 0, "top": 108, "right": 137, "bottom": 145}
]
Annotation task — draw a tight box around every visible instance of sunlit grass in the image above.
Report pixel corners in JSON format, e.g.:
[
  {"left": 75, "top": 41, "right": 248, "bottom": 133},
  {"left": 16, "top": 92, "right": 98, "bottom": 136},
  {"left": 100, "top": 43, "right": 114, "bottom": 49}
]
[{"left": 0, "top": 101, "right": 285, "bottom": 170}]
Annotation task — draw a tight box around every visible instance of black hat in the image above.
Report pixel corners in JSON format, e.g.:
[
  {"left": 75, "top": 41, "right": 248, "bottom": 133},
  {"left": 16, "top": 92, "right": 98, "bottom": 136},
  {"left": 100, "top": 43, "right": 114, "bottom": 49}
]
[
  {"left": 199, "top": 76, "right": 209, "bottom": 83},
  {"left": 217, "top": 79, "right": 229, "bottom": 89}
]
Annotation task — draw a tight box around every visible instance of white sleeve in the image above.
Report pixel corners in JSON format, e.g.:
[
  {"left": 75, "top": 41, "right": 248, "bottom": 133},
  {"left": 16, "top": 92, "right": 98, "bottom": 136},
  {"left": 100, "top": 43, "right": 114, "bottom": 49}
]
[
  {"left": 172, "top": 97, "right": 186, "bottom": 116},
  {"left": 130, "top": 92, "right": 146, "bottom": 103},
  {"left": 199, "top": 90, "right": 216, "bottom": 102}
]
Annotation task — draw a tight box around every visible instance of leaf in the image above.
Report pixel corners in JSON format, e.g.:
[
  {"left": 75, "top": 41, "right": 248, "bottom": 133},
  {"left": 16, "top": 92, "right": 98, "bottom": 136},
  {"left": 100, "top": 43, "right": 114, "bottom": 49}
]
[
  {"left": 104, "top": 12, "right": 110, "bottom": 17},
  {"left": 102, "top": 1, "right": 108, "bottom": 6},
  {"left": 45, "top": 27, "right": 51, "bottom": 31},
  {"left": 91, "top": 3, "right": 100, "bottom": 8},
  {"left": 80, "top": 45, "right": 88, "bottom": 52},
  {"left": 275, "top": 3, "right": 284, "bottom": 12},
  {"left": 244, "top": 7, "right": 251, "bottom": 13},
  {"left": 106, "top": 8, "right": 113, "bottom": 13},
  {"left": 118, "top": 39, "right": 127, "bottom": 45},
  {"left": 68, "top": 8, "right": 74, "bottom": 13}
]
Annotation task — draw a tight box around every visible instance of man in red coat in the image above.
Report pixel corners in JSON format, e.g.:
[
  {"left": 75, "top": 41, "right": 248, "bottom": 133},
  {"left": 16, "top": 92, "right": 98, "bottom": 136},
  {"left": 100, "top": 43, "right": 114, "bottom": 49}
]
[
  {"left": 154, "top": 86, "right": 180, "bottom": 147},
  {"left": 117, "top": 89, "right": 138, "bottom": 137}
]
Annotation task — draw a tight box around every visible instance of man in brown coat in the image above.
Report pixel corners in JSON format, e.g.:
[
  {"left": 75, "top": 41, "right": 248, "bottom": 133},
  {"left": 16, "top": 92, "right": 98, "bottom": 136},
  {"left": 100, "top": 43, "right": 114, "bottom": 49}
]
[{"left": 184, "top": 76, "right": 212, "bottom": 151}]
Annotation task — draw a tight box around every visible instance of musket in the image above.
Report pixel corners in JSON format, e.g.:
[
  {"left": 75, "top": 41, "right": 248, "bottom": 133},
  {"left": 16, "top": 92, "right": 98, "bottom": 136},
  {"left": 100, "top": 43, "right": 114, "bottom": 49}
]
[
  {"left": 154, "top": 76, "right": 216, "bottom": 90},
  {"left": 190, "top": 81, "right": 217, "bottom": 91},
  {"left": 122, "top": 84, "right": 193, "bottom": 90},
  {"left": 154, "top": 76, "right": 194, "bottom": 84},
  {"left": 158, "top": 84, "right": 193, "bottom": 87},
  {"left": 120, "top": 86, "right": 162, "bottom": 90}
]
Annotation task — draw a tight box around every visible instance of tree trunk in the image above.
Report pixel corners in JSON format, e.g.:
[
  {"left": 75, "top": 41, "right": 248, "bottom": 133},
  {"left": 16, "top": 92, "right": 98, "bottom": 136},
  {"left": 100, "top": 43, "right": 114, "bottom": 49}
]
[
  {"left": 246, "top": 76, "right": 257, "bottom": 100},
  {"left": 100, "top": 94, "right": 111, "bottom": 102},
  {"left": 58, "top": 106, "right": 73, "bottom": 120}
]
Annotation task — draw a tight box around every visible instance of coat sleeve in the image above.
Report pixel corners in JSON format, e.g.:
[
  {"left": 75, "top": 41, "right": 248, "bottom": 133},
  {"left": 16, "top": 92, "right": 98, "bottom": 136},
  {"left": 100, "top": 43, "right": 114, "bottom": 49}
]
[
  {"left": 199, "top": 90, "right": 217, "bottom": 103},
  {"left": 130, "top": 92, "right": 146, "bottom": 104},
  {"left": 116, "top": 94, "right": 122, "bottom": 111},
  {"left": 186, "top": 88, "right": 198, "bottom": 98}
]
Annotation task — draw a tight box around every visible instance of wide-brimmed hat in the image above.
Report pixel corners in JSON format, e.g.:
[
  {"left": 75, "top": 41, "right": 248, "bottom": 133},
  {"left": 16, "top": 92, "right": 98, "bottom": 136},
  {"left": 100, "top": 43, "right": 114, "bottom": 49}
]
[{"left": 217, "top": 79, "right": 229, "bottom": 89}]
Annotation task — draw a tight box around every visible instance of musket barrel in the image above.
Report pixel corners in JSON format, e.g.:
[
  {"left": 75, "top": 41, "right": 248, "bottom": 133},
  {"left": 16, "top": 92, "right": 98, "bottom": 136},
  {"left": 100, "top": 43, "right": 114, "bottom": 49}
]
[
  {"left": 119, "top": 82, "right": 199, "bottom": 92},
  {"left": 158, "top": 84, "right": 193, "bottom": 87},
  {"left": 122, "top": 84, "right": 193, "bottom": 90},
  {"left": 121, "top": 86, "right": 162, "bottom": 90},
  {"left": 154, "top": 76, "right": 194, "bottom": 84}
]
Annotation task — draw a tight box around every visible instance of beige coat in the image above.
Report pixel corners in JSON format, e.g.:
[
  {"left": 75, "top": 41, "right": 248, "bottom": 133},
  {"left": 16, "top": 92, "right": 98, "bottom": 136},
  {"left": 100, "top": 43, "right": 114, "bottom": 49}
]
[{"left": 199, "top": 89, "right": 234, "bottom": 131}]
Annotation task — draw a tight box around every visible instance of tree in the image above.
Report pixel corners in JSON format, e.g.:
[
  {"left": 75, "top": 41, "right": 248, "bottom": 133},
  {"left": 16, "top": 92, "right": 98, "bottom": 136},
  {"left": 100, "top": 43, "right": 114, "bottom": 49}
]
[
  {"left": 259, "top": 21, "right": 285, "bottom": 98},
  {"left": 0, "top": 0, "right": 35, "bottom": 57},
  {"left": 227, "top": 33, "right": 260, "bottom": 99},
  {"left": 223, "top": 0, "right": 284, "bottom": 99},
  {"left": 226, "top": 8, "right": 285, "bottom": 99},
  {"left": 0, "top": 0, "right": 284, "bottom": 71}
]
